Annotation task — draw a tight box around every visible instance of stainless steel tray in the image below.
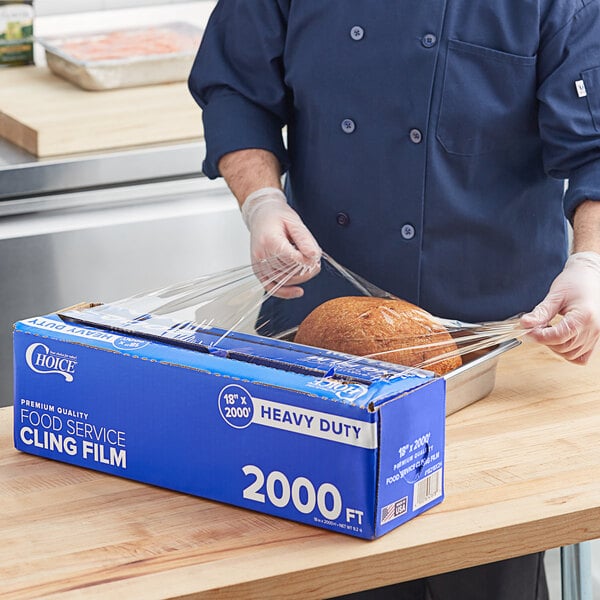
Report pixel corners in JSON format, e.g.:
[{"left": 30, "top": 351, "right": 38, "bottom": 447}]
[
  {"left": 40, "top": 22, "right": 203, "bottom": 91},
  {"left": 444, "top": 339, "right": 521, "bottom": 415},
  {"left": 275, "top": 328, "right": 520, "bottom": 415}
]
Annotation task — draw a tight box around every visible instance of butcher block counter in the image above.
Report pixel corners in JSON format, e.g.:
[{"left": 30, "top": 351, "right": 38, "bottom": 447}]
[
  {"left": 2, "top": 342, "right": 600, "bottom": 599},
  {"left": 0, "top": 66, "right": 203, "bottom": 157}
]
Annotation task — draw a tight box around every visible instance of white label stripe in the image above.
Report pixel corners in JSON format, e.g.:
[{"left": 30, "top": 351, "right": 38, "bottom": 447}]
[
  {"left": 252, "top": 398, "right": 377, "bottom": 449},
  {"left": 575, "top": 79, "right": 587, "bottom": 98}
]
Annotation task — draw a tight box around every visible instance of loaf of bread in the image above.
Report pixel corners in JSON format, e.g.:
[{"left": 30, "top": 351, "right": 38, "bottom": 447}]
[{"left": 294, "top": 296, "right": 462, "bottom": 376}]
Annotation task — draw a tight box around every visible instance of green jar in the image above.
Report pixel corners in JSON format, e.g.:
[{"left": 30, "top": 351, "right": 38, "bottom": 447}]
[{"left": 0, "top": 1, "right": 34, "bottom": 67}]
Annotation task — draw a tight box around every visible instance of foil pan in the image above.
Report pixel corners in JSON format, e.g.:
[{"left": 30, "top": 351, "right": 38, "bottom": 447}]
[
  {"left": 444, "top": 338, "right": 521, "bottom": 416},
  {"left": 39, "top": 22, "right": 203, "bottom": 91}
]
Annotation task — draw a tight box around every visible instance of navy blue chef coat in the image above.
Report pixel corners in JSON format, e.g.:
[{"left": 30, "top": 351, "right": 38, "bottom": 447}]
[{"left": 189, "top": 0, "right": 600, "bottom": 327}]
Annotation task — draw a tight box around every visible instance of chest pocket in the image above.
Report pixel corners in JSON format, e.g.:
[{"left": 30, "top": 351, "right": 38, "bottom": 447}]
[
  {"left": 582, "top": 66, "right": 600, "bottom": 132},
  {"left": 436, "top": 39, "right": 537, "bottom": 156}
]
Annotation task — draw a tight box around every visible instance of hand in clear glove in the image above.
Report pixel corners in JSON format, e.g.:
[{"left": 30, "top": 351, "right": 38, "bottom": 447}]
[
  {"left": 520, "top": 251, "right": 600, "bottom": 364},
  {"left": 241, "top": 187, "right": 322, "bottom": 299}
]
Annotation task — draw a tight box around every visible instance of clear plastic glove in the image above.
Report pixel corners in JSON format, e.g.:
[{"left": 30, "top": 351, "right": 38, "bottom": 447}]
[
  {"left": 520, "top": 251, "right": 600, "bottom": 364},
  {"left": 241, "top": 187, "right": 321, "bottom": 299}
]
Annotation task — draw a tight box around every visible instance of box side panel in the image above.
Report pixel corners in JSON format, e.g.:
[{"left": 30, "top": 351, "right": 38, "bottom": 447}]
[
  {"left": 13, "top": 328, "right": 378, "bottom": 538},
  {"left": 375, "top": 378, "right": 446, "bottom": 537}
]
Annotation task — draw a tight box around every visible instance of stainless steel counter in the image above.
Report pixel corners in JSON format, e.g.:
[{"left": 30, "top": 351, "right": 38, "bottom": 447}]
[{"left": 0, "top": 137, "right": 207, "bottom": 204}]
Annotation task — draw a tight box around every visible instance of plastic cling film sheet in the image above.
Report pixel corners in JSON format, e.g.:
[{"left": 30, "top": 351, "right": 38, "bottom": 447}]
[{"left": 59, "top": 253, "right": 527, "bottom": 379}]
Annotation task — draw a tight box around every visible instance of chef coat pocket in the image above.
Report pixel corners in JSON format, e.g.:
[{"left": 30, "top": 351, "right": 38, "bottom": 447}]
[
  {"left": 437, "top": 39, "right": 537, "bottom": 156},
  {"left": 582, "top": 66, "right": 600, "bottom": 132}
]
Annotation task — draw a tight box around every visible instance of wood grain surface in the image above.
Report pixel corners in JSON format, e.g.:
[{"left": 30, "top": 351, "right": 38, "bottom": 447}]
[
  {"left": 0, "top": 66, "right": 203, "bottom": 157},
  {"left": 1, "top": 343, "right": 599, "bottom": 599}
]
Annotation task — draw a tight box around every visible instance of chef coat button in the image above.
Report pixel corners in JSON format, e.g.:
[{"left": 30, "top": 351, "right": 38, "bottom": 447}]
[
  {"left": 409, "top": 128, "right": 423, "bottom": 144},
  {"left": 336, "top": 212, "right": 351, "bottom": 226},
  {"left": 422, "top": 33, "right": 437, "bottom": 48},
  {"left": 401, "top": 223, "right": 416, "bottom": 240},
  {"left": 350, "top": 26, "right": 364, "bottom": 41},
  {"left": 341, "top": 119, "right": 356, "bottom": 134}
]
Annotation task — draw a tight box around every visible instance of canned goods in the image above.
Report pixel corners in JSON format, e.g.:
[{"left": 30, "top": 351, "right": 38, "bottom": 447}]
[{"left": 0, "top": 1, "right": 34, "bottom": 67}]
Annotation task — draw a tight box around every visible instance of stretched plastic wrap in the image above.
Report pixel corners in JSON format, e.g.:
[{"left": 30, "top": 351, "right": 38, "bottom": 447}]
[{"left": 60, "top": 253, "right": 526, "bottom": 380}]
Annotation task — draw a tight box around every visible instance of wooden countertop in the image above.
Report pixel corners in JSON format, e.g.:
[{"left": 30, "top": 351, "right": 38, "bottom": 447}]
[
  {"left": 2, "top": 343, "right": 600, "bottom": 599},
  {"left": 0, "top": 66, "right": 204, "bottom": 157}
]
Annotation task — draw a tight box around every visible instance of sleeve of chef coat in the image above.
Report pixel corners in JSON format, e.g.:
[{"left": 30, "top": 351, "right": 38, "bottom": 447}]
[
  {"left": 188, "top": 0, "right": 290, "bottom": 179},
  {"left": 537, "top": 0, "right": 600, "bottom": 221}
]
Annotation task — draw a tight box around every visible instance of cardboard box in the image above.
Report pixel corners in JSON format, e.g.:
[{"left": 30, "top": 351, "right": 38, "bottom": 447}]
[{"left": 13, "top": 309, "right": 445, "bottom": 539}]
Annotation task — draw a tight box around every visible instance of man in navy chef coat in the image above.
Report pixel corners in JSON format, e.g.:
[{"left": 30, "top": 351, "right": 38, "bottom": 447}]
[{"left": 189, "top": 1, "right": 600, "bottom": 598}]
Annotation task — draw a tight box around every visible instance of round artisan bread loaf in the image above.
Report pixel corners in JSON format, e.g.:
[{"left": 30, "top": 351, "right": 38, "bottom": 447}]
[{"left": 294, "top": 296, "right": 462, "bottom": 376}]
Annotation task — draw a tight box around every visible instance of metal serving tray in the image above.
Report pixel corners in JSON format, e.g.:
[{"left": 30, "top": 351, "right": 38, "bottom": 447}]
[
  {"left": 444, "top": 339, "right": 521, "bottom": 415},
  {"left": 40, "top": 22, "right": 203, "bottom": 91},
  {"left": 274, "top": 328, "right": 520, "bottom": 416}
]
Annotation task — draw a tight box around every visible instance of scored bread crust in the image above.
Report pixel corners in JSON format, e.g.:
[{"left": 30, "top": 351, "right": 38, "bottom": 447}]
[{"left": 294, "top": 296, "right": 462, "bottom": 376}]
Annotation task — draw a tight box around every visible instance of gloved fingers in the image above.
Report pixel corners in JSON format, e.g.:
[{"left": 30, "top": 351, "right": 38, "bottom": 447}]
[
  {"left": 253, "top": 256, "right": 296, "bottom": 284},
  {"left": 262, "top": 260, "right": 307, "bottom": 299},
  {"left": 520, "top": 291, "right": 565, "bottom": 329},
  {"left": 266, "top": 241, "right": 321, "bottom": 284},
  {"left": 545, "top": 342, "right": 594, "bottom": 364},
  {"left": 251, "top": 254, "right": 313, "bottom": 299},
  {"left": 253, "top": 228, "right": 306, "bottom": 263},
  {"left": 284, "top": 218, "right": 322, "bottom": 266},
  {"left": 521, "top": 252, "right": 600, "bottom": 363},
  {"left": 544, "top": 339, "right": 588, "bottom": 362},
  {"left": 571, "top": 348, "right": 595, "bottom": 365},
  {"left": 253, "top": 253, "right": 297, "bottom": 276},
  {"left": 526, "top": 316, "right": 576, "bottom": 346},
  {"left": 252, "top": 237, "right": 320, "bottom": 293},
  {"left": 527, "top": 311, "right": 599, "bottom": 362},
  {"left": 243, "top": 188, "right": 321, "bottom": 298},
  {"left": 251, "top": 245, "right": 304, "bottom": 286},
  {"left": 263, "top": 281, "right": 305, "bottom": 300},
  {"left": 263, "top": 223, "right": 320, "bottom": 270},
  {"left": 244, "top": 189, "right": 320, "bottom": 265},
  {"left": 284, "top": 260, "right": 321, "bottom": 286},
  {"left": 260, "top": 262, "right": 318, "bottom": 296}
]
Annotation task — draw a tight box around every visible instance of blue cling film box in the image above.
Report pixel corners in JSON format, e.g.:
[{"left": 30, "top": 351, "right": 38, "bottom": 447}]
[{"left": 13, "top": 309, "right": 446, "bottom": 539}]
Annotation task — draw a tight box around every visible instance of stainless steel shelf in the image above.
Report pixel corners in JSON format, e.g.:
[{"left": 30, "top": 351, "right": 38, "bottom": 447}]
[{"left": 0, "top": 138, "right": 207, "bottom": 201}]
